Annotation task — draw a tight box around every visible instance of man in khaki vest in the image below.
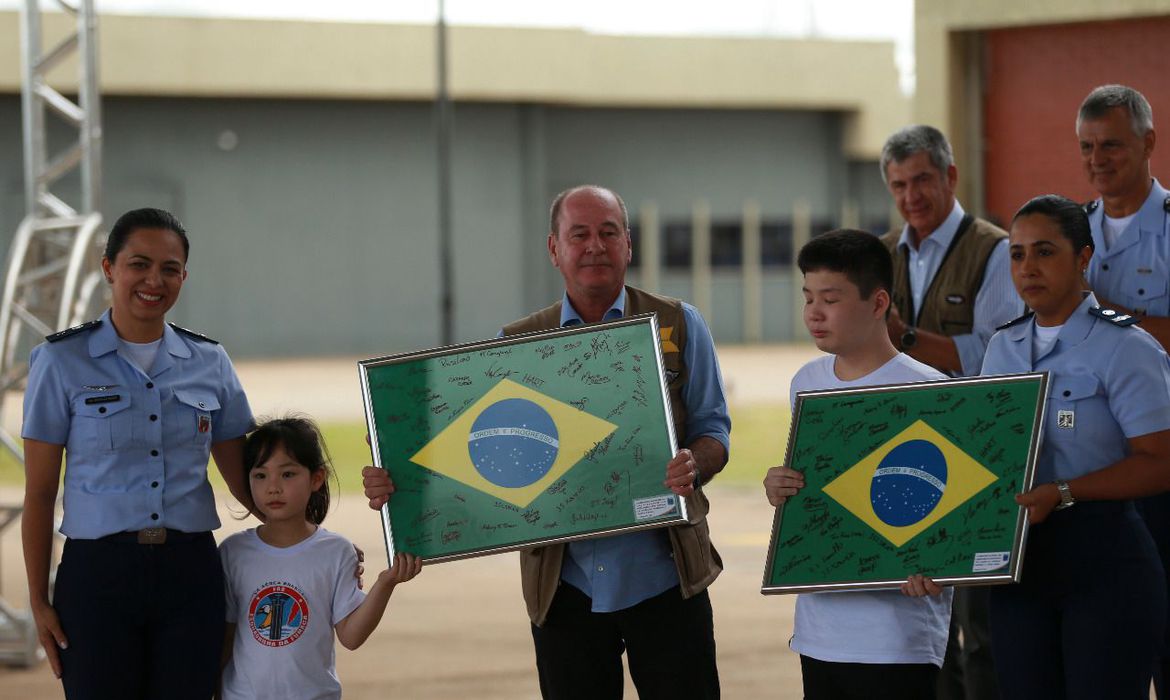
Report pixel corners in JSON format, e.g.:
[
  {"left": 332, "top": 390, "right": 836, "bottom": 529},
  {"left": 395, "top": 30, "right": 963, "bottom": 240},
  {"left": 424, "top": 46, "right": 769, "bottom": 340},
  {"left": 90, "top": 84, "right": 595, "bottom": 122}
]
[
  {"left": 364, "top": 185, "right": 730, "bottom": 699},
  {"left": 879, "top": 125, "right": 1022, "bottom": 700}
]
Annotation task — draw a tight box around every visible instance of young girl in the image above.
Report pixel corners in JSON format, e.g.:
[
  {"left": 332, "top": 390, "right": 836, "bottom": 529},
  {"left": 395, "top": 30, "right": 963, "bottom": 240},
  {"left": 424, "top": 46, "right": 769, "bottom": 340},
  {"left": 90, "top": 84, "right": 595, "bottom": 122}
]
[{"left": 219, "top": 417, "right": 421, "bottom": 699}]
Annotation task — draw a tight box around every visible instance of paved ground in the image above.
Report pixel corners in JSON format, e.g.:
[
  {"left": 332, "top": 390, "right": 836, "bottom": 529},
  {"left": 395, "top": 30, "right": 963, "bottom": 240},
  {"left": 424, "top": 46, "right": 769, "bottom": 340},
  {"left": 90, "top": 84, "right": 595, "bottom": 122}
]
[{"left": 0, "top": 343, "right": 822, "bottom": 699}]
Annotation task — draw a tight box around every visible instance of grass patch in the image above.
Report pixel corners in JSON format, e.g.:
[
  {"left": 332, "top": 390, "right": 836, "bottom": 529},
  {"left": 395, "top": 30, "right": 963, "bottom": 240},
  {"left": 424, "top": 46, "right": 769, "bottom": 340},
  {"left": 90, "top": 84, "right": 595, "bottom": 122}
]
[
  {"left": 1, "top": 407, "right": 791, "bottom": 492},
  {"left": 719, "top": 404, "right": 791, "bottom": 487}
]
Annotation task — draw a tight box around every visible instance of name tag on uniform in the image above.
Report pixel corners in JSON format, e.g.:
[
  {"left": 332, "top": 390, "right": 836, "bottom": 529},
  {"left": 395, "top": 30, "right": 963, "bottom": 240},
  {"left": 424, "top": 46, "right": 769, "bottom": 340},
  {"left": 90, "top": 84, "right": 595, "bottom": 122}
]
[
  {"left": 84, "top": 394, "right": 121, "bottom": 405},
  {"left": 1057, "top": 410, "right": 1075, "bottom": 429}
]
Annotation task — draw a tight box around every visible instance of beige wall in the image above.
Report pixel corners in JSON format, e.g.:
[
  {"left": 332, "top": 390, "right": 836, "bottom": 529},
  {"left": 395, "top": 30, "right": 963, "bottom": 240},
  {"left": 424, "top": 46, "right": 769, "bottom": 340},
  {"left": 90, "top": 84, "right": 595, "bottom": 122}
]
[
  {"left": 915, "top": 0, "right": 1170, "bottom": 204},
  {"left": 0, "top": 11, "right": 907, "bottom": 158}
]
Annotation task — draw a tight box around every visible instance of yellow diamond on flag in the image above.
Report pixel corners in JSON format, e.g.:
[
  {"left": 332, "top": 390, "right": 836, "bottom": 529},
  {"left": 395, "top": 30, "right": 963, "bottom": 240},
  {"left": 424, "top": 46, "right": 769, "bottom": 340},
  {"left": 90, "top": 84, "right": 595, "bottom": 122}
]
[
  {"left": 409, "top": 379, "right": 618, "bottom": 508},
  {"left": 821, "top": 419, "right": 997, "bottom": 548}
]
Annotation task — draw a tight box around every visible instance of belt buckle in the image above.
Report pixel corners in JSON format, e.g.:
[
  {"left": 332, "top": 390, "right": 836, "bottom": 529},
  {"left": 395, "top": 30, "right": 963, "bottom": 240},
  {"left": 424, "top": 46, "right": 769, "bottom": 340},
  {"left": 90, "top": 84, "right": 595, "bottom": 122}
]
[{"left": 137, "top": 527, "right": 167, "bottom": 545}]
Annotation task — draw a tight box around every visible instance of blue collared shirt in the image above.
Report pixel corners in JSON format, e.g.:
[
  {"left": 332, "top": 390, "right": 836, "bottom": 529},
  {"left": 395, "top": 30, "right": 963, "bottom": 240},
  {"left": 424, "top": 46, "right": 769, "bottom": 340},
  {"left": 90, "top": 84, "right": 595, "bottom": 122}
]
[
  {"left": 1087, "top": 178, "right": 1170, "bottom": 318},
  {"left": 981, "top": 293, "right": 1170, "bottom": 483},
  {"left": 22, "top": 309, "right": 254, "bottom": 538},
  {"left": 507, "top": 288, "right": 731, "bottom": 612},
  {"left": 896, "top": 200, "right": 1023, "bottom": 376}
]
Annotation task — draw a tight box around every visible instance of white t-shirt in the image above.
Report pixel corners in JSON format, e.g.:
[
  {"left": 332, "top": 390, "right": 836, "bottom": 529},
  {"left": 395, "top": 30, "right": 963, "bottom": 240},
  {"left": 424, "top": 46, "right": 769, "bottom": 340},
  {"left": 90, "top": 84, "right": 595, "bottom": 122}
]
[
  {"left": 1102, "top": 211, "right": 1137, "bottom": 251},
  {"left": 220, "top": 527, "right": 366, "bottom": 700},
  {"left": 117, "top": 337, "right": 162, "bottom": 374},
  {"left": 788, "top": 353, "right": 954, "bottom": 666},
  {"left": 1032, "top": 322, "right": 1063, "bottom": 358}
]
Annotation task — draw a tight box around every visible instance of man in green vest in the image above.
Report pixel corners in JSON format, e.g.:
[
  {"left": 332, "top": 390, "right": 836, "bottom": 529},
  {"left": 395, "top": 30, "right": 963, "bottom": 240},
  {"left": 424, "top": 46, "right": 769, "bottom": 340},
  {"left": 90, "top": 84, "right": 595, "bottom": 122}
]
[
  {"left": 879, "top": 125, "right": 1023, "bottom": 700},
  {"left": 364, "top": 185, "right": 730, "bottom": 699}
]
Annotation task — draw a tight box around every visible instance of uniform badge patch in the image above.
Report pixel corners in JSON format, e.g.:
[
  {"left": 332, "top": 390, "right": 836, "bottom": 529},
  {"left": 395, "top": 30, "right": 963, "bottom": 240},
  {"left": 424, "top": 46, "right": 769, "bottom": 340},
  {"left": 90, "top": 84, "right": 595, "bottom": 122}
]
[
  {"left": 198, "top": 414, "right": 211, "bottom": 433},
  {"left": 248, "top": 582, "right": 309, "bottom": 647},
  {"left": 1057, "top": 410, "right": 1074, "bottom": 429}
]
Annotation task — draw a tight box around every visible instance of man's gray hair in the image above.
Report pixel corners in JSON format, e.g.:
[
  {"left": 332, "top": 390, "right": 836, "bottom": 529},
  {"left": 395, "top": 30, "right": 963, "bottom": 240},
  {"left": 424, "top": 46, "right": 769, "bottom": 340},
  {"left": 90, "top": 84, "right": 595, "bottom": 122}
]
[
  {"left": 1077, "top": 84, "right": 1154, "bottom": 137},
  {"left": 879, "top": 125, "right": 955, "bottom": 184}
]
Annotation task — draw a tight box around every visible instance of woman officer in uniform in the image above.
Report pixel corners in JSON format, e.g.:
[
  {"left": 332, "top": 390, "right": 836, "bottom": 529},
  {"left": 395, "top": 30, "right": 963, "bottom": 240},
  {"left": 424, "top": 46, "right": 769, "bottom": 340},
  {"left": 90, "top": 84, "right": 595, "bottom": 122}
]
[
  {"left": 981, "top": 194, "right": 1170, "bottom": 699},
  {"left": 21, "top": 208, "right": 255, "bottom": 699}
]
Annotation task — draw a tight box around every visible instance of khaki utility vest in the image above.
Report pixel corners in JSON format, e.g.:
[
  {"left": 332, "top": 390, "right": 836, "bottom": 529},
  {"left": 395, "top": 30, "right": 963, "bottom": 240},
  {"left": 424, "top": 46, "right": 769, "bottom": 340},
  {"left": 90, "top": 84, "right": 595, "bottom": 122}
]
[
  {"left": 502, "top": 285, "right": 722, "bottom": 626},
  {"left": 880, "top": 216, "right": 1007, "bottom": 337}
]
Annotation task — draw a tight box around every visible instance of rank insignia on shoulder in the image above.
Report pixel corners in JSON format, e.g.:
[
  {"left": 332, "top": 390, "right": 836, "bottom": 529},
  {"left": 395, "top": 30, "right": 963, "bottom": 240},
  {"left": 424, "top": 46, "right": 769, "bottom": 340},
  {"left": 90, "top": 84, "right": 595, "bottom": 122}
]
[
  {"left": 168, "top": 323, "right": 219, "bottom": 344},
  {"left": 1089, "top": 306, "right": 1140, "bottom": 327},
  {"left": 1084, "top": 200, "right": 1100, "bottom": 214},
  {"left": 996, "top": 312, "right": 1034, "bottom": 331},
  {"left": 46, "top": 319, "right": 102, "bottom": 342}
]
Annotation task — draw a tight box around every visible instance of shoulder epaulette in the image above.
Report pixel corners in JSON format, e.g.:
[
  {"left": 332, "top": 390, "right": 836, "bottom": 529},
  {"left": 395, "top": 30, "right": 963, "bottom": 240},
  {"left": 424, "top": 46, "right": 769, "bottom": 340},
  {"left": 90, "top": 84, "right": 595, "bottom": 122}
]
[
  {"left": 1089, "top": 306, "right": 1140, "bottom": 327},
  {"left": 168, "top": 323, "right": 219, "bottom": 344},
  {"left": 46, "top": 319, "right": 102, "bottom": 342},
  {"left": 1163, "top": 195, "right": 1170, "bottom": 213},
  {"left": 1084, "top": 200, "right": 1100, "bottom": 214},
  {"left": 996, "top": 312, "right": 1034, "bottom": 331}
]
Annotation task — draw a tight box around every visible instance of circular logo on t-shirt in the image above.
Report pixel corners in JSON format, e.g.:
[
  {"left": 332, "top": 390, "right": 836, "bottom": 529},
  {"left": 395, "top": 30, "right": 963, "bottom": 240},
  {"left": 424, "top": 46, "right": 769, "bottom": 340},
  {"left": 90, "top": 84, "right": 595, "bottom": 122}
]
[
  {"left": 248, "top": 582, "right": 309, "bottom": 647},
  {"left": 467, "top": 398, "right": 559, "bottom": 487},
  {"left": 870, "top": 439, "right": 948, "bottom": 527}
]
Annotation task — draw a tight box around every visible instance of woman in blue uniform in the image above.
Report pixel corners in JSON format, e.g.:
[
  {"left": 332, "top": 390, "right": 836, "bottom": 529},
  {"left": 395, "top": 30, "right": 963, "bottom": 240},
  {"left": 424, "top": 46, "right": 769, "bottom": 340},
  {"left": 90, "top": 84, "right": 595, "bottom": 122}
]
[
  {"left": 981, "top": 194, "right": 1170, "bottom": 699},
  {"left": 21, "top": 208, "right": 255, "bottom": 699}
]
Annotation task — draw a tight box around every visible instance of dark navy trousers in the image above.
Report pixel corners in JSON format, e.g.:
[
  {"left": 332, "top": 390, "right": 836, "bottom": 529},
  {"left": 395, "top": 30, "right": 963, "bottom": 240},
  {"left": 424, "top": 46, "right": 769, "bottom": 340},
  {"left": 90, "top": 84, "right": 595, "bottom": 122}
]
[
  {"left": 989, "top": 501, "right": 1165, "bottom": 700},
  {"left": 54, "top": 532, "right": 225, "bottom": 700}
]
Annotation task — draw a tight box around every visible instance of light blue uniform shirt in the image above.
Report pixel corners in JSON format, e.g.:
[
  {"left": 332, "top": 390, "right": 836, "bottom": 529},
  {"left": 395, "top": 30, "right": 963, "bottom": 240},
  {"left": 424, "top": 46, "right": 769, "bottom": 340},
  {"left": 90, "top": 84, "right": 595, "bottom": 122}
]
[
  {"left": 981, "top": 293, "right": 1170, "bottom": 484},
  {"left": 1086, "top": 178, "right": 1170, "bottom": 317},
  {"left": 896, "top": 200, "right": 1023, "bottom": 376},
  {"left": 22, "top": 309, "right": 254, "bottom": 538},
  {"left": 506, "top": 288, "right": 731, "bottom": 612}
]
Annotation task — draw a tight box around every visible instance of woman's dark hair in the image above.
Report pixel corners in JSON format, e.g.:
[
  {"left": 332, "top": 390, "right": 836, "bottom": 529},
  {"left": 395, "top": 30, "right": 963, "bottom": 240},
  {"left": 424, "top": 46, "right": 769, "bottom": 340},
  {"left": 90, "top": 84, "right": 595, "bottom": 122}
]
[
  {"left": 797, "top": 228, "right": 893, "bottom": 299},
  {"left": 105, "top": 207, "right": 190, "bottom": 262},
  {"left": 1012, "top": 195, "right": 1095, "bottom": 254},
  {"left": 244, "top": 416, "right": 333, "bottom": 525}
]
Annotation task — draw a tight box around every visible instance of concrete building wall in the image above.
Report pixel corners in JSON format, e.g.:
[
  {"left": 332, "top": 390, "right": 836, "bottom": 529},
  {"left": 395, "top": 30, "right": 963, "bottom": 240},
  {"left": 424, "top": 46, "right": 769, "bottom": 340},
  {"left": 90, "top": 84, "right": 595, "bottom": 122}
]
[
  {"left": 0, "top": 95, "right": 890, "bottom": 354},
  {"left": 0, "top": 11, "right": 908, "bottom": 159}
]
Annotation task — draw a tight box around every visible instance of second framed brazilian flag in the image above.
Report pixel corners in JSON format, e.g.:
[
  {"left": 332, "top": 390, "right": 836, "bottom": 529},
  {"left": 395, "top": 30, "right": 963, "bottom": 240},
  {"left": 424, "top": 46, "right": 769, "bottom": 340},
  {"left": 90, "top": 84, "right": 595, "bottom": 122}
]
[{"left": 762, "top": 373, "right": 1048, "bottom": 594}]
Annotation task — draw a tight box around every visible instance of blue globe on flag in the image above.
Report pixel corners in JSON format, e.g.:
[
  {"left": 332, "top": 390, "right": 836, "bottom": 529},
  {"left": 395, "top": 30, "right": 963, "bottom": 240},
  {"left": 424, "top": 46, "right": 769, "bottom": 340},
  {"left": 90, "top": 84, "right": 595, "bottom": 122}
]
[
  {"left": 870, "top": 439, "right": 948, "bottom": 527},
  {"left": 467, "top": 398, "right": 560, "bottom": 488}
]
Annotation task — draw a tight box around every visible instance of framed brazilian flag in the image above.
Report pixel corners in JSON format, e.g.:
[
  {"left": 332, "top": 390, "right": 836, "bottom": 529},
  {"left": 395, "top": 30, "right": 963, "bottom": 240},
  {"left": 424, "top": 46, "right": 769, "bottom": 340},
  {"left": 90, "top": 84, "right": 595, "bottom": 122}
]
[
  {"left": 762, "top": 372, "right": 1048, "bottom": 594},
  {"left": 358, "top": 314, "right": 686, "bottom": 565}
]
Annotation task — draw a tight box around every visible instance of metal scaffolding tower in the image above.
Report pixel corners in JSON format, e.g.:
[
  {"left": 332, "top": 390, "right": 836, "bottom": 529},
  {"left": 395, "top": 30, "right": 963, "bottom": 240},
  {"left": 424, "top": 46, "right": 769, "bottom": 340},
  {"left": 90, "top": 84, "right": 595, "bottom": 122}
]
[{"left": 0, "top": 0, "right": 104, "bottom": 667}]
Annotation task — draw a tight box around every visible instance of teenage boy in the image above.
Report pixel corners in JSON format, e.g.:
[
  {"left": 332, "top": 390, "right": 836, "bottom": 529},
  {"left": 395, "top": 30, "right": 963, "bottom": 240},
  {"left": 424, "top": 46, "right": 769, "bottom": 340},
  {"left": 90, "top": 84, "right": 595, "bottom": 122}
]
[{"left": 763, "top": 229, "right": 952, "bottom": 700}]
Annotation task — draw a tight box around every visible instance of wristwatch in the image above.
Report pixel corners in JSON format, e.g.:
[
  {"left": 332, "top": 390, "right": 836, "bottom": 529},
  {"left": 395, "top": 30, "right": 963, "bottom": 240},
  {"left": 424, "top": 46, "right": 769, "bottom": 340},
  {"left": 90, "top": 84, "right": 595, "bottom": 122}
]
[
  {"left": 900, "top": 326, "right": 918, "bottom": 350},
  {"left": 1054, "top": 480, "right": 1076, "bottom": 510}
]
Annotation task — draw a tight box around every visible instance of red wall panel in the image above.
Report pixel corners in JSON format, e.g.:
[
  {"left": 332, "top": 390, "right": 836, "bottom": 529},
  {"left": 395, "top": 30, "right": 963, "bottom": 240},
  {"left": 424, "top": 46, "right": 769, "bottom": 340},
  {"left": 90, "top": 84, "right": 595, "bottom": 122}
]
[{"left": 983, "top": 17, "right": 1170, "bottom": 226}]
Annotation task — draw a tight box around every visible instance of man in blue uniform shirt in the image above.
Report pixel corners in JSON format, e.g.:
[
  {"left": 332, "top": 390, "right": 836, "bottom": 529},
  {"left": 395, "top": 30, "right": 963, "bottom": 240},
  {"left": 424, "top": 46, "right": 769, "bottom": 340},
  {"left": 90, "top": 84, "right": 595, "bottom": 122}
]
[{"left": 1077, "top": 83, "right": 1170, "bottom": 696}]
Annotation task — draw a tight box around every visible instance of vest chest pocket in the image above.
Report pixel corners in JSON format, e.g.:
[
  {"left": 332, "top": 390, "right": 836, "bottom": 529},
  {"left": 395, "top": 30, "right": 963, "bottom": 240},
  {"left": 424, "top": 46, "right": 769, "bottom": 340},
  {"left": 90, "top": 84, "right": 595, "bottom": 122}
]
[
  {"left": 173, "top": 389, "right": 220, "bottom": 444},
  {"left": 71, "top": 393, "right": 134, "bottom": 452},
  {"left": 1048, "top": 374, "right": 1101, "bottom": 441}
]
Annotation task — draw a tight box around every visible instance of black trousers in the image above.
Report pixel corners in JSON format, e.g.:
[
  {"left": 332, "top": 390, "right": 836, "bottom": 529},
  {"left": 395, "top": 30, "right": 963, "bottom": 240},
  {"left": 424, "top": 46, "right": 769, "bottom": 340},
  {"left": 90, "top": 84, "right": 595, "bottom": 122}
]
[
  {"left": 936, "top": 587, "right": 1000, "bottom": 700},
  {"left": 1139, "top": 491, "right": 1170, "bottom": 699},
  {"left": 54, "top": 533, "right": 225, "bottom": 700},
  {"left": 800, "top": 655, "right": 938, "bottom": 700},
  {"left": 531, "top": 583, "right": 719, "bottom": 700},
  {"left": 989, "top": 501, "right": 1165, "bottom": 700}
]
